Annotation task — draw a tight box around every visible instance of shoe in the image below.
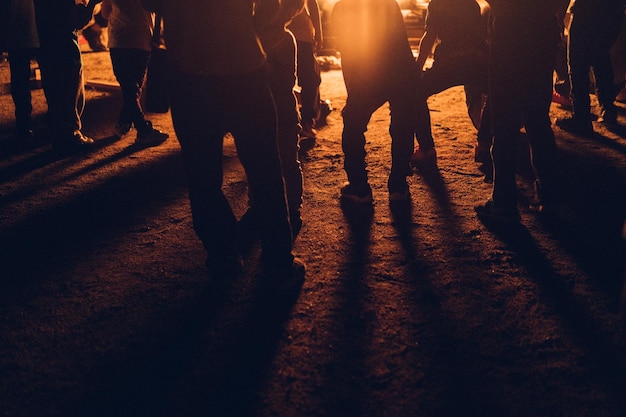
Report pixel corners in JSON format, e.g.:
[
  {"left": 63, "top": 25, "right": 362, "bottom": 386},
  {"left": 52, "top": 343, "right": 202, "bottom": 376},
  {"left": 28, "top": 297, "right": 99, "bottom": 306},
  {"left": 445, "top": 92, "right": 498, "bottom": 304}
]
[
  {"left": 475, "top": 199, "right": 520, "bottom": 223},
  {"left": 300, "top": 122, "right": 317, "bottom": 140},
  {"left": 388, "top": 177, "right": 410, "bottom": 202},
  {"left": 264, "top": 257, "right": 306, "bottom": 291},
  {"left": 114, "top": 122, "right": 132, "bottom": 138},
  {"left": 598, "top": 109, "right": 618, "bottom": 127},
  {"left": 340, "top": 181, "right": 373, "bottom": 204},
  {"left": 72, "top": 131, "right": 94, "bottom": 146},
  {"left": 53, "top": 131, "right": 94, "bottom": 153},
  {"left": 136, "top": 126, "right": 169, "bottom": 146},
  {"left": 528, "top": 180, "right": 557, "bottom": 215},
  {"left": 205, "top": 253, "right": 244, "bottom": 280},
  {"left": 410, "top": 146, "right": 437, "bottom": 168},
  {"left": 551, "top": 91, "right": 572, "bottom": 108},
  {"left": 299, "top": 122, "right": 317, "bottom": 149},
  {"left": 555, "top": 116, "right": 593, "bottom": 136},
  {"left": 14, "top": 127, "right": 33, "bottom": 142},
  {"left": 474, "top": 142, "right": 491, "bottom": 164}
]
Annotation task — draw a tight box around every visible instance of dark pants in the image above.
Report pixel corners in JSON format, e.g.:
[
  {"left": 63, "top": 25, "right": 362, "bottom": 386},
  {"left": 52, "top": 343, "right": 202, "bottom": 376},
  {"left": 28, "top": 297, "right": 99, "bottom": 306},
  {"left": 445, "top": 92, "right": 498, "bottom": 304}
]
[
  {"left": 341, "top": 79, "right": 415, "bottom": 185},
  {"left": 109, "top": 48, "right": 150, "bottom": 130},
  {"left": 8, "top": 47, "right": 38, "bottom": 132},
  {"left": 568, "top": 14, "right": 623, "bottom": 122},
  {"left": 169, "top": 68, "right": 294, "bottom": 267},
  {"left": 489, "top": 26, "right": 558, "bottom": 209},
  {"left": 267, "top": 37, "right": 303, "bottom": 223},
  {"left": 295, "top": 40, "right": 321, "bottom": 125},
  {"left": 37, "top": 38, "right": 84, "bottom": 142}
]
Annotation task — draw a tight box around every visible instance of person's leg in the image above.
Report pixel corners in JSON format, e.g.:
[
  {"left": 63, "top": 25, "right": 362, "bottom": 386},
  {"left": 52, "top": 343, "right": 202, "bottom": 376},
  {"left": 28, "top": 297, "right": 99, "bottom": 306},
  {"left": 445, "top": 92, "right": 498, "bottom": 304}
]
[
  {"left": 227, "top": 70, "right": 296, "bottom": 271},
  {"left": 592, "top": 47, "right": 619, "bottom": 123},
  {"left": 110, "top": 48, "right": 151, "bottom": 133},
  {"left": 486, "top": 36, "right": 523, "bottom": 215},
  {"left": 389, "top": 82, "right": 417, "bottom": 175},
  {"left": 267, "top": 38, "right": 304, "bottom": 236},
  {"left": 341, "top": 89, "right": 384, "bottom": 187},
  {"left": 169, "top": 72, "right": 240, "bottom": 271},
  {"left": 388, "top": 86, "right": 416, "bottom": 200},
  {"left": 296, "top": 40, "right": 321, "bottom": 130},
  {"left": 8, "top": 48, "right": 36, "bottom": 138},
  {"left": 522, "top": 42, "right": 559, "bottom": 209},
  {"left": 567, "top": 17, "right": 593, "bottom": 125}
]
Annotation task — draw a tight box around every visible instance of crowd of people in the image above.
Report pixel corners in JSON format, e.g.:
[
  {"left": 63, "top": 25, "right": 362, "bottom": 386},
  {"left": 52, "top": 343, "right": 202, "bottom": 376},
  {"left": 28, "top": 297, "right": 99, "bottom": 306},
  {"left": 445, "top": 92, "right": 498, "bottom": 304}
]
[{"left": 1, "top": 0, "right": 625, "bottom": 286}]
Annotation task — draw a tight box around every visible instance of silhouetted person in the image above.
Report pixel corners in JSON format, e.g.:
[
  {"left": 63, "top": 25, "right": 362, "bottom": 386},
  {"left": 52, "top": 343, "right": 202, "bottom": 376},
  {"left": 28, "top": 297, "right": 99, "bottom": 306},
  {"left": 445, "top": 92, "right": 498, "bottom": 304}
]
[
  {"left": 288, "top": 0, "right": 323, "bottom": 144},
  {"left": 141, "top": 0, "right": 305, "bottom": 283},
  {"left": 32, "top": 0, "right": 102, "bottom": 151},
  {"left": 100, "top": 0, "right": 168, "bottom": 147},
  {"left": 1, "top": 0, "right": 40, "bottom": 142},
  {"left": 475, "top": 0, "right": 569, "bottom": 222},
  {"left": 556, "top": 0, "right": 626, "bottom": 135},
  {"left": 409, "top": 0, "right": 492, "bottom": 166},
  {"left": 333, "top": 0, "right": 425, "bottom": 204}
]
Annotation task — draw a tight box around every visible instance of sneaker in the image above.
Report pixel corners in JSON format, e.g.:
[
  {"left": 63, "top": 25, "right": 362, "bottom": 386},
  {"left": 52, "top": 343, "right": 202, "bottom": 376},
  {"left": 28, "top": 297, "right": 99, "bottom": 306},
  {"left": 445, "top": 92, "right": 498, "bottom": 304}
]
[
  {"left": 475, "top": 199, "right": 520, "bottom": 223},
  {"left": 136, "top": 126, "right": 169, "bottom": 146},
  {"left": 388, "top": 177, "right": 410, "bottom": 202},
  {"left": 528, "top": 180, "right": 557, "bottom": 215},
  {"left": 205, "top": 253, "right": 244, "bottom": 280},
  {"left": 551, "top": 91, "right": 572, "bottom": 108},
  {"left": 340, "top": 181, "right": 373, "bottom": 204},
  {"left": 410, "top": 146, "right": 437, "bottom": 168},
  {"left": 474, "top": 142, "right": 491, "bottom": 164},
  {"left": 264, "top": 257, "right": 306, "bottom": 291},
  {"left": 598, "top": 109, "right": 618, "bottom": 127},
  {"left": 300, "top": 122, "right": 317, "bottom": 140},
  {"left": 73, "top": 131, "right": 94, "bottom": 145},
  {"left": 114, "top": 122, "right": 132, "bottom": 138},
  {"left": 555, "top": 116, "right": 593, "bottom": 136}
]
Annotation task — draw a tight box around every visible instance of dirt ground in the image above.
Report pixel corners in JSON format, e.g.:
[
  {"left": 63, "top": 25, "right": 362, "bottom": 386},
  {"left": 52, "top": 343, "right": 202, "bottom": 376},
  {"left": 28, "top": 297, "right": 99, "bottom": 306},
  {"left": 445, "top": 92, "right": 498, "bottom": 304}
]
[{"left": 1, "top": 50, "right": 626, "bottom": 417}]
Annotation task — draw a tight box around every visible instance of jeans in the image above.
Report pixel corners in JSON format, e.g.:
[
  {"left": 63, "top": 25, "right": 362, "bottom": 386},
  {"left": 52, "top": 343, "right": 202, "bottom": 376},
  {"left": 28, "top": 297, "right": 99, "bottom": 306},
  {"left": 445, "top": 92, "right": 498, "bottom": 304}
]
[
  {"left": 266, "top": 36, "right": 303, "bottom": 223},
  {"left": 169, "top": 68, "right": 294, "bottom": 267},
  {"left": 568, "top": 14, "right": 623, "bottom": 121},
  {"left": 109, "top": 48, "right": 150, "bottom": 129},
  {"left": 341, "top": 79, "right": 415, "bottom": 185}
]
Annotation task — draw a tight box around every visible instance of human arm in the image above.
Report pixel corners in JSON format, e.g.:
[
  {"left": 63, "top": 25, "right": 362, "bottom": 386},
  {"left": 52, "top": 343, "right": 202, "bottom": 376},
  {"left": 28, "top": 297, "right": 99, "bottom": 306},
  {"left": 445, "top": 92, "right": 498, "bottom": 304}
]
[
  {"left": 415, "top": 28, "right": 436, "bottom": 72},
  {"left": 100, "top": 0, "right": 112, "bottom": 20},
  {"left": 73, "top": 0, "right": 104, "bottom": 30}
]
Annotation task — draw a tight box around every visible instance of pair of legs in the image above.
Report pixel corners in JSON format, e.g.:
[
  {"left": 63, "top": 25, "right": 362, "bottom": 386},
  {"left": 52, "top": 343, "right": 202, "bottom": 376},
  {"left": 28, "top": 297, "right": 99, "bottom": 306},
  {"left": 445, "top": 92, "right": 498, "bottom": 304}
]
[
  {"left": 266, "top": 36, "right": 304, "bottom": 235},
  {"left": 168, "top": 68, "right": 295, "bottom": 271},
  {"left": 37, "top": 37, "right": 89, "bottom": 146},
  {"left": 109, "top": 47, "right": 168, "bottom": 144},
  {"left": 341, "top": 81, "right": 415, "bottom": 195},
  {"left": 568, "top": 15, "right": 623, "bottom": 125},
  {"left": 488, "top": 27, "right": 558, "bottom": 214},
  {"left": 110, "top": 48, "right": 151, "bottom": 132}
]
